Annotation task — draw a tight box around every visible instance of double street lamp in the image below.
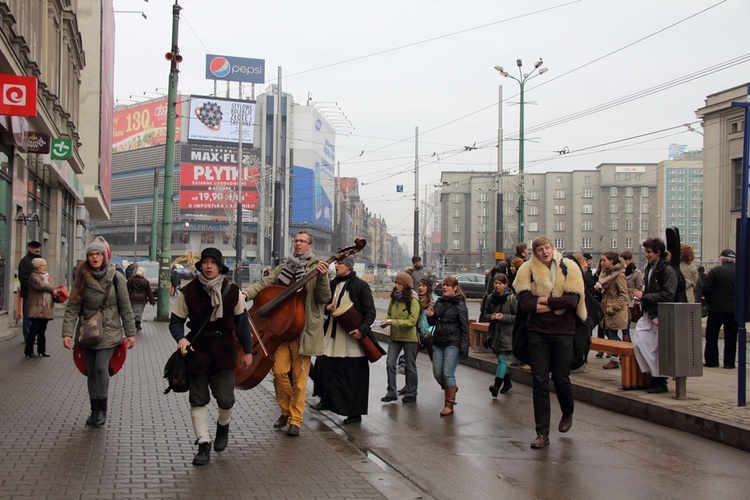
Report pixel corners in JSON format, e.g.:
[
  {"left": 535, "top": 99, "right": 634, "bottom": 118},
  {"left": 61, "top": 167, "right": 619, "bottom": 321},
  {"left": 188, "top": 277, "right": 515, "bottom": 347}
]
[{"left": 494, "top": 58, "right": 548, "bottom": 243}]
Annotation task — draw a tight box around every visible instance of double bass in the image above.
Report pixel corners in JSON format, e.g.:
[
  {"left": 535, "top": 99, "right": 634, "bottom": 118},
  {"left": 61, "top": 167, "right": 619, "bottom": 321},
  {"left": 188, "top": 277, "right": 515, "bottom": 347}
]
[{"left": 234, "top": 238, "right": 367, "bottom": 389}]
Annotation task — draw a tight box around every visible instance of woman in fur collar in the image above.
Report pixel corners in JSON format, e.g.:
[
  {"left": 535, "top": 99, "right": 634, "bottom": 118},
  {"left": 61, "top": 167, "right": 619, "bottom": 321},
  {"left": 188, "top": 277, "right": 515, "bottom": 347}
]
[{"left": 514, "top": 236, "right": 586, "bottom": 450}]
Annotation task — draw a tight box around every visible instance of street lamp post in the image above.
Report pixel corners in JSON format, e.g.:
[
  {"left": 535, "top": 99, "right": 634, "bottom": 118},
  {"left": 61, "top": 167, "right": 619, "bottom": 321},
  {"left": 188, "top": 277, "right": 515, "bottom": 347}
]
[{"left": 494, "top": 58, "right": 548, "bottom": 244}]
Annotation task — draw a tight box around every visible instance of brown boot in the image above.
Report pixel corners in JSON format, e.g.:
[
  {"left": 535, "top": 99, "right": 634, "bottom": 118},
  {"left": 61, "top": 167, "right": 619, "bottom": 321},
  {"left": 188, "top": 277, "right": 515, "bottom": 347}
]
[{"left": 440, "top": 386, "right": 458, "bottom": 416}]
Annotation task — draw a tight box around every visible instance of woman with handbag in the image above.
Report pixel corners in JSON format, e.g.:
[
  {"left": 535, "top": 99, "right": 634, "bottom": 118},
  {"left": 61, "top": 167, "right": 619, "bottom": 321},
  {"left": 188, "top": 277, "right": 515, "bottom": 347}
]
[
  {"left": 480, "top": 273, "right": 516, "bottom": 397},
  {"left": 426, "top": 275, "right": 469, "bottom": 416},
  {"left": 26, "top": 258, "right": 58, "bottom": 358},
  {"left": 61, "top": 236, "right": 136, "bottom": 427},
  {"left": 316, "top": 256, "right": 377, "bottom": 425}
]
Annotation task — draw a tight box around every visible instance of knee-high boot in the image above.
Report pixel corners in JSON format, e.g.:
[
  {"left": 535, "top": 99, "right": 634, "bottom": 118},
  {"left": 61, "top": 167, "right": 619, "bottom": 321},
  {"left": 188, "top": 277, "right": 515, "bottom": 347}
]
[
  {"left": 440, "top": 386, "right": 458, "bottom": 416},
  {"left": 489, "top": 377, "right": 503, "bottom": 398},
  {"left": 500, "top": 371, "right": 512, "bottom": 394}
]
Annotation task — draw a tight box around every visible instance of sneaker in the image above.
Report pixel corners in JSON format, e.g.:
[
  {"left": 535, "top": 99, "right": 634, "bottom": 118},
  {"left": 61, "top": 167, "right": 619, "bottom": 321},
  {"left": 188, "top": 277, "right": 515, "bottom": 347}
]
[{"left": 602, "top": 360, "right": 620, "bottom": 369}]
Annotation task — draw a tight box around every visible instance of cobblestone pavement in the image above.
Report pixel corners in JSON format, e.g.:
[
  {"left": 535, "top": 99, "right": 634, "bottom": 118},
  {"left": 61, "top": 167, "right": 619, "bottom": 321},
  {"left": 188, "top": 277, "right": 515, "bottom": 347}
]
[{"left": 0, "top": 307, "right": 421, "bottom": 500}]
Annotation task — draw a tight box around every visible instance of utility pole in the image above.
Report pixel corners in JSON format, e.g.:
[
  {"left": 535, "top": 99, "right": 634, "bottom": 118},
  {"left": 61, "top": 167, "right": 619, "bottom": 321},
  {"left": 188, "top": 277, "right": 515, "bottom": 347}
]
[
  {"left": 156, "top": 0, "right": 182, "bottom": 320},
  {"left": 271, "top": 67, "right": 283, "bottom": 266},
  {"left": 413, "top": 126, "right": 419, "bottom": 258},
  {"left": 235, "top": 111, "right": 244, "bottom": 287},
  {"left": 496, "top": 85, "right": 504, "bottom": 262},
  {"left": 149, "top": 160, "right": 158, "bottom": 261}
]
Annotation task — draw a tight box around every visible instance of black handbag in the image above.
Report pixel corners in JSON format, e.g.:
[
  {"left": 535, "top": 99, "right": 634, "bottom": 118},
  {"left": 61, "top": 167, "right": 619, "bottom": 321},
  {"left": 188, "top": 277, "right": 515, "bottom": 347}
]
[{"left": 163, "top": 283, "right": 231, "bottom": 395}]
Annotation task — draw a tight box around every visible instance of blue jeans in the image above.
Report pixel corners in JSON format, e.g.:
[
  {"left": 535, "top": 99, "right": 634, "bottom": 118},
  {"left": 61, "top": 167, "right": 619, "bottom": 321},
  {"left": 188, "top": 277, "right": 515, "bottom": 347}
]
[
  {"left": 432, "top": 345, "right": 460, "bottom": 388},
  {"left": 386, "top": 341, "right": 418, "bottom": 397}
]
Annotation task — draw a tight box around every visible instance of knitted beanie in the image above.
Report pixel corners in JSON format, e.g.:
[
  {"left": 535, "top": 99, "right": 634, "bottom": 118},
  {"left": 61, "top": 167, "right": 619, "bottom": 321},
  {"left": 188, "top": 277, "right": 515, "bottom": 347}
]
[
  {"left": 86, "top": 236, "right": 110, "bottom": 257},
  {"left": 340, "top": 255, "right": 355, "bottom": 270},
  {"left": 395, "top": 272, "right": 413, "bottom": 289}
]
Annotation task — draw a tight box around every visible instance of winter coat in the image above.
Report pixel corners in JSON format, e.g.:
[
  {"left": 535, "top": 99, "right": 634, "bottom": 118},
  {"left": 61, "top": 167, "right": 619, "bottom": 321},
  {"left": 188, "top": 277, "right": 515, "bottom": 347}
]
[
  {"left": 641, "top": 258, "right": 678, "bottom": 319},
  {"left": 28, "top": 270, "right": 56, "bottom": 320},
  {"left": 385, "top": 295, "right": 420, "bottom": 343},
  {"left": 243, "top": 255, "right": 332, "bottom": 356},
  {"left": 624, "top": 263, "right": 644, "bottom": 308},
  {"left": 480, "top": 288, "right": 516, "bottom": 354},
  {"left": 128, "top": 275, "right": 155, "bottom": 305},
  {"left": 327, "top": 272, "right": 377, "bottom": 337},
  {"left": 599, "top": 259, "right": 629, "bottom": 330},
  {"left": 702, "top": 261, "right": 735, "bottom": 315},
  {"left": 170, "top": 269, "right": 181, "bottom": 288},
  {"left": 62, "top": 264, "right": 136, "bottom": 348},
  {"left": 427, "top": 294, "right": 469, "bottom": 359},
  {"left": 680, "top": 262, "right": 699, "bottom": 304},
  {"left": 514, "top": 252, "right": 587, "bottom": 336}
]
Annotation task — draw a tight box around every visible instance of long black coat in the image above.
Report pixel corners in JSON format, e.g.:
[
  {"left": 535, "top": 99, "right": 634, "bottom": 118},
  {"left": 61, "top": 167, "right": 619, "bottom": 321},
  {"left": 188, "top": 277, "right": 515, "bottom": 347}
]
[{"left": 702, "top": 261, "right": 735, "bottom": 314}]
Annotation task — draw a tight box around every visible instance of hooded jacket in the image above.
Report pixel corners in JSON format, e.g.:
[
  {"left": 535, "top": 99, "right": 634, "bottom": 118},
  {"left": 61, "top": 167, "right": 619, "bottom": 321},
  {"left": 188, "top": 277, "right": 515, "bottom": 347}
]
[
  {"left": 514, "top": 250, "right": 586, "bottom": 335},
  {"left": 599, "top": 258, "right": 629, "bottom": 330},
  {"left": 427, "top": 294, "right": 470, "bottom": 358}
]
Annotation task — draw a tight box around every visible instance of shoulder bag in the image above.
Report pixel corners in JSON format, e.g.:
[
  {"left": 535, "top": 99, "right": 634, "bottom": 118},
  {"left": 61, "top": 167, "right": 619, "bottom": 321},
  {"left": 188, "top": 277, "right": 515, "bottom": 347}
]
[{"left": 76, "top": 281, "right": 114, "bottom": 348}]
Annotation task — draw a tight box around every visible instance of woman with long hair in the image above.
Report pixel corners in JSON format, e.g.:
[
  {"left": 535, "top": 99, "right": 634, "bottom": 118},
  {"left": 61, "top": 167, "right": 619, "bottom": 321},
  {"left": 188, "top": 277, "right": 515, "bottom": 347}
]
[
  {"left": 380, "top": 273, "right": 420, "bottom": 403},
  {"left": 480, "top": 273, "right": 516, "bottom": 397},
  {"left": 398, "top": 276, "right": 436, "bottom": 395},
  {"left": 62, "top": 237, "right": 136, "bottom": 427},
  {"left": 426, "top": 275, "right": 469, "bottom": 416},
  {"left": 598, "top": 252, "right": 629, "bottom": 369}
]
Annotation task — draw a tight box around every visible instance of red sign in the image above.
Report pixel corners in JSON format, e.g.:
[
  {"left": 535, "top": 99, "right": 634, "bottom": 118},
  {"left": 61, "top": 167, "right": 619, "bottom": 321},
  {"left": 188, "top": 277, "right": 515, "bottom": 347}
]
[
  {"left": 0, "top": 74, "right": 37, "bottom": 117},
  {"left": 180, "top": 163, "right": 258, "bottom": 188},
  {"left": 179, "top": 188, "right": 258, "bottom": 210},
  {"left": 112, "top": 96, "right": 182, "bottom": 152}
]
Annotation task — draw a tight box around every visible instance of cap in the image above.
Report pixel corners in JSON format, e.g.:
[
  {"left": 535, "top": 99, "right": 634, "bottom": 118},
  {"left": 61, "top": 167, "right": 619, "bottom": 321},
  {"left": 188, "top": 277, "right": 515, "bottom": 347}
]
[
  {"left": 28, "top": 240, "right": 41, "bottom": 248},
  {"left": 720, "top": 249, "right": 736, "bottom": 259},
  {"left": 412, "top": 255, "right": 422, "bottom": 263},
  {"left": 583, "top": 252, "right": 593, "bottom": 260}
]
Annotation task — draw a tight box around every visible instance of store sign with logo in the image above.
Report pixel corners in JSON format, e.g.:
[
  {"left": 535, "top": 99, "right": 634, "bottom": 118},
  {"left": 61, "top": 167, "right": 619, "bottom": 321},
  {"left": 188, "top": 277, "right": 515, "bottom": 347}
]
[
  {"left": 205, "top": 54, "right": 264, "bottom": 84},
  {"left": 50, "top": 138, "right": 73, "bottom": 160},
  {"left": 26, "top": 132, "right": 50, "bottom": 154},
  {"left": 0, "top": 74, "right": 37, "bottom": 117}
]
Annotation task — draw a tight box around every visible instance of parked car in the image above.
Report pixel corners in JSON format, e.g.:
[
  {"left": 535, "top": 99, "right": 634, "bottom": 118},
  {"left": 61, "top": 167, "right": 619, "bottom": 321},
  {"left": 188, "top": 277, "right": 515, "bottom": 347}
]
[
  {"left": 173, "top": 263, "right": 196, "bottom": 281},
  {"left": 434, "top": 273, "right": 487, "bottom": 299}
]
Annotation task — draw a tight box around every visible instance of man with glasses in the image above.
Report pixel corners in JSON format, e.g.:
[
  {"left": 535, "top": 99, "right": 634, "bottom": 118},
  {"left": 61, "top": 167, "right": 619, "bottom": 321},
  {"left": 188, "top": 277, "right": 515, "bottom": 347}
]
[
  {"left": 18, "top": 241, "right": 42, "bottom": 343},
  {"left": 242, "top": 231, "right": 331, "bottom": 437}
]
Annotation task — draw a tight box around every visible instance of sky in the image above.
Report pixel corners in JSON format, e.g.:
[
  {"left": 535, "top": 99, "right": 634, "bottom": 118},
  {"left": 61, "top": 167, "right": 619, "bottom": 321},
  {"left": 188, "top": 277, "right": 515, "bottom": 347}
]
[{"left": 112, "top": 0, "right": 750, "bottom": 252}]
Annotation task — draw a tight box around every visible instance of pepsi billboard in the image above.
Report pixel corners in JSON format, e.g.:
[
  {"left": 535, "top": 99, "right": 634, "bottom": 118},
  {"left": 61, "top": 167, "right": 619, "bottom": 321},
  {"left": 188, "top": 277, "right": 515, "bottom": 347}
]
[{"left": 205, "top": 54, "right": 265, "bottom": 84}]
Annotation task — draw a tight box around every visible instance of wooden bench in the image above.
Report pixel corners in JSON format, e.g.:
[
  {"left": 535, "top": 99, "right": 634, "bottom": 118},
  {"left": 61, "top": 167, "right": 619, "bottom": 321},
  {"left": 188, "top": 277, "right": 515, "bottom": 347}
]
[
  {"left": 590, "top": 338, "right": 651, "bottom": 390},
  {"left": 469, "top": 321, "right": 490, "bottom": 352}
]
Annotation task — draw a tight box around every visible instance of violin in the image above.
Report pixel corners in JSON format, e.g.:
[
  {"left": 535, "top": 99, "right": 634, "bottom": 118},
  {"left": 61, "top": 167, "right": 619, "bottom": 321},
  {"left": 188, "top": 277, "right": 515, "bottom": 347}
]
[{"left": 235, "top": 238, "right": 367, "bottom": 389}]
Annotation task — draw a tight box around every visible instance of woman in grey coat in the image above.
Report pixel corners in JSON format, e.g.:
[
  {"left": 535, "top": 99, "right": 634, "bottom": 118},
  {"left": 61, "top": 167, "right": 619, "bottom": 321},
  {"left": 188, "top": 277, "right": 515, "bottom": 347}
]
[
  {"left": 480, "top": 273, "right": 517, "bottom": 397},
  {"left": 62, "top": 237, "right": 136, "bottom": 427}
]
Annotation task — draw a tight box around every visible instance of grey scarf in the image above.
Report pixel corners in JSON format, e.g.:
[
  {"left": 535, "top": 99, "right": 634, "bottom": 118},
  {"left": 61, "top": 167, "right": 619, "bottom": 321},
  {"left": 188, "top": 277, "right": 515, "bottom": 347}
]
[
  {"left": 277, "top": 250, "right": 312, "bottom": 286},
  {"left": 198, "top": 273, "right": 225, "bottom": 321}
]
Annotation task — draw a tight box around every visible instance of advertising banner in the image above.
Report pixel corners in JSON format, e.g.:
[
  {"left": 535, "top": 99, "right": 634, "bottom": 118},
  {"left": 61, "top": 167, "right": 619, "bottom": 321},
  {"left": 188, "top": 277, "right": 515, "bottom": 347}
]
[
  {"left": 112, "top": 97, "right": 182, "bottom": 152},
  {"left": 188, "top": 96, "right": 255, "bottom": 145},
  {"left": 205, "top": 54, "right": 265, "bottom": 84},
  {"left": 0, "top": 74, "right": 37, "bottom": 117},
  {"left": 179, "top": 143, "right": 260, "bottom": 218},
  {"left": 26, "top": 132, "right": 50, "bottom": 154}
]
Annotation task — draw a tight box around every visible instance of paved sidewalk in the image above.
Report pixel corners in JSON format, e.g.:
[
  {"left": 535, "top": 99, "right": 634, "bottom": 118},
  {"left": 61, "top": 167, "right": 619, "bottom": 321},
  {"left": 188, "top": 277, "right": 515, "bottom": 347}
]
[{"left": 0, "top": 307, "right": 421, "bottom": 500}]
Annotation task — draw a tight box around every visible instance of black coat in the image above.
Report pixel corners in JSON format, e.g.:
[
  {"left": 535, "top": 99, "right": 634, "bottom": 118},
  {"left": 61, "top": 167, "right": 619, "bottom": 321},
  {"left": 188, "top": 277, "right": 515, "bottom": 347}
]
[
  {"left": 427, "top": 295, "right": 469, "bottom": 358},
  {"left": 328, "top": 272, "right": 377, "bottom": 337},
  {"left": 18, "top": 251, "right": 39, "bottom": 298},
  {"left": 127, "top": 275, "right": 155, "bottom": 305},
  {"left": 480, "top": 288, "right": 516, "bottom": 354},
  {"left": 641, "top": 258, "right": 678, "bottom": 318},
  {"left": 702, "top": 261, "right": 735, "bottom": 314}
]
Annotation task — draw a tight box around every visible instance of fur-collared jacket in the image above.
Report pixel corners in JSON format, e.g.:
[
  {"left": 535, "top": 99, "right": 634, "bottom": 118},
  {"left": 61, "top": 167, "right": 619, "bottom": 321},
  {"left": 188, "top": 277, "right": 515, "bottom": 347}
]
[
  {"left": 514, "top": 250, "right": 586, "bottom": 336},
  {"left": 599, "top": 259, "right": 629, "bottom": 330},
  {"left": 243, "top": 255, "right": 332, "bottom": 356}
]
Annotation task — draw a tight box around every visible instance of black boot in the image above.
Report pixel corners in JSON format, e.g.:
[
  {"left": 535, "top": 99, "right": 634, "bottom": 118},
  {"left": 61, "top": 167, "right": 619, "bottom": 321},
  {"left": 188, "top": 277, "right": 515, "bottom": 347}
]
[
  {"left": 500, "top": 372, "right": 512, "bottom": 394},
  {"left": 85, "top": 399, "right": 98, "bottom": 426},
  {"left": 214, "top": 423, "right": 229, "bottom": 452},
  {"left": 92, "top": 398, "right": 107, "bottom": 427},
  {"left": 193, "top": 441, "right": 211, "bottom": 465},
  {"left": 488, "top": 377, "right": 503, "bottom": 398}
]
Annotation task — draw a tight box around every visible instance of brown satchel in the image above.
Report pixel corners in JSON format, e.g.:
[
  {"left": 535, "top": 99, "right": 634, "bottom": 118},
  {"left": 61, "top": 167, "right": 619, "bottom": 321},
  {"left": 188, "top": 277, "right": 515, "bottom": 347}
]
[
  {"left": 631, "top": 300, "right": 643, "bottom": 323},
  {"left": 76, "top": 281, "right": 114, "bottom": 348}
]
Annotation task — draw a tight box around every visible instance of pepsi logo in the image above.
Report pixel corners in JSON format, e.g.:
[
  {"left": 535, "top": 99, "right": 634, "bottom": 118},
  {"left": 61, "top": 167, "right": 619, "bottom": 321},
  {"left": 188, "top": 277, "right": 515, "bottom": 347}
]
[
  {"left": 3, "top": 84, "right": 26, "bottom": 106},
  {"left": 209, "top": 57, "right": 231, "bottom": 78}
]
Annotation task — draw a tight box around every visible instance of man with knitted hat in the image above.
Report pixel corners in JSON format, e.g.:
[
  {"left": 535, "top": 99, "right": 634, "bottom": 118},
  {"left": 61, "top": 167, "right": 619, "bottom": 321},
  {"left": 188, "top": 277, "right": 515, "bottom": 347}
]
[{"left": 169, "top": 247, "right": 253, "bottom": 465}]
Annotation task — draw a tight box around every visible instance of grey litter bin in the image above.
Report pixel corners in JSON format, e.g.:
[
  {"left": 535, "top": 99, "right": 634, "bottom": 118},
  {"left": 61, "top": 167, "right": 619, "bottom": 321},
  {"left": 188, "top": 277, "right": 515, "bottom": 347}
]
[{"left": 658, "top": 302, "right": 703, "bottom": 399}]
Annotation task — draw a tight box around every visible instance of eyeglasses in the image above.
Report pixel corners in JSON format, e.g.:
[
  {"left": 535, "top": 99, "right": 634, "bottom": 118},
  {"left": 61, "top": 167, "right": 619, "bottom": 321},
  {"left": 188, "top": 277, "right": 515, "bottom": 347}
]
[{"left": 88, "top": 251, "right": 103, "bottom": 257}]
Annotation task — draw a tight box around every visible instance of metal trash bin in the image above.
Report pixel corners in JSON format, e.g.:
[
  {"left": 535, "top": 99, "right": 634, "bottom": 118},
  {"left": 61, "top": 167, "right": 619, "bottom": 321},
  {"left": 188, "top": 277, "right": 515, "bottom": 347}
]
[{"left": 658, "top": 302, "right": 703, "bottom": 399}]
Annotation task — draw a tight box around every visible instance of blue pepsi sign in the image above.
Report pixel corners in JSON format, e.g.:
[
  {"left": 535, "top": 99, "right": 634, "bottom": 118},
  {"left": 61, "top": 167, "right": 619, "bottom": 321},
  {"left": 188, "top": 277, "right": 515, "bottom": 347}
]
[{"left": 205, "top": 54, "right": 265, "bottom": 84}]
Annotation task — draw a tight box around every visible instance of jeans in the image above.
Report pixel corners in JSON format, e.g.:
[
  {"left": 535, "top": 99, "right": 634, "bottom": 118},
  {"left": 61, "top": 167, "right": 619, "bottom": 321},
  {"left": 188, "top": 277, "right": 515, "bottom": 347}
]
[
  {"left": 432, "top": 345, "right": 460, "bottom": 388},
  {"left": 528, "top": 332, "right": 574, "bottom": 435},
  {"left": 386, "top": 341, "right": 418, "bottom": 397}
]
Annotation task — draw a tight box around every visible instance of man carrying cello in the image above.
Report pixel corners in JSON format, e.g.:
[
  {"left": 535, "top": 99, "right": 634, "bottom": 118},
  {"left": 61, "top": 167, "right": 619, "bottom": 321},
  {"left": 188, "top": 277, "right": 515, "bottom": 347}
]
[{"left": 242, "top": 230, "right": 331, "bottom": 437}]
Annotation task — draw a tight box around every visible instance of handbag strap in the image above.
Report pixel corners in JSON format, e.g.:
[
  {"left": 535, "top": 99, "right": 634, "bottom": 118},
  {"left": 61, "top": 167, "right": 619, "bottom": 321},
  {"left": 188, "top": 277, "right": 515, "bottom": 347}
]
[{"left": 190, "top": 281, "right": 231, "bottom": 343}]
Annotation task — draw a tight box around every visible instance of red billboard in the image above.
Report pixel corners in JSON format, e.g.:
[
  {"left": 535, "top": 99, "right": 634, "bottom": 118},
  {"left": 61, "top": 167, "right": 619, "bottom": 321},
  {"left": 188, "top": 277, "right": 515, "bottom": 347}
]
[
  {"left": 112, "top": 96, "right": 182, "bottom": 152},
  {"left": 179, "top": 187, "right": 258, "bottom": 211}
]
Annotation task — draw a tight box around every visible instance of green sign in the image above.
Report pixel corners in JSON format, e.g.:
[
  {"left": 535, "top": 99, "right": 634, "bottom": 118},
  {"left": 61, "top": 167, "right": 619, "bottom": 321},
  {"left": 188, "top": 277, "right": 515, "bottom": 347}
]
[{"left": 50, "top": 138, "right": 73, "bottom": 160}]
